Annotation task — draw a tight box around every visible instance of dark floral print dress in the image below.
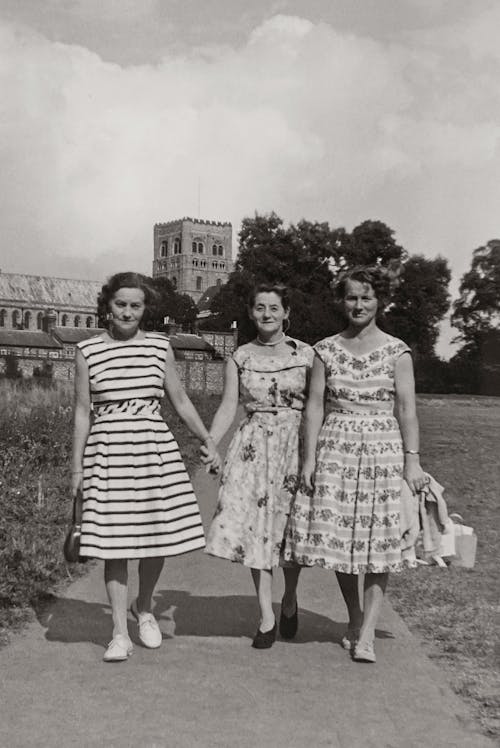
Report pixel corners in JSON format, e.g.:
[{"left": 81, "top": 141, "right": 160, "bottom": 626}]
[
  {"left": 284, "top": 334, "right": 414, "bottom": 574},
  {"left": 205, "top": 338, "right": 314, "bottom": 570}
]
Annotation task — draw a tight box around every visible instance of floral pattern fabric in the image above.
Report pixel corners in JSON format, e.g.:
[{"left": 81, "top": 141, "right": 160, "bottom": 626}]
[
  {"left": 205, "top": 338, "right": 314, "bottom": 570},
  {"left": 283, "top": 333, "right": 413, "bottom": 574}
]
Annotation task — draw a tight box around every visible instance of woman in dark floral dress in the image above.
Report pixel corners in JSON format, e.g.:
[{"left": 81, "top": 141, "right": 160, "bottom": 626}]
[
  {"left": 205, "top": 284, "right": 314, "bottom": 649},
  {"left": 284, "top": 266, "right": 425, "bottom": 663}
]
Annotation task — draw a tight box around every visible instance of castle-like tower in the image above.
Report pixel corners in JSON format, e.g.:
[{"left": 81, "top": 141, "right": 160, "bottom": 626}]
[{"left": 152, "top": 217, "right": 233, "bottom": 304}]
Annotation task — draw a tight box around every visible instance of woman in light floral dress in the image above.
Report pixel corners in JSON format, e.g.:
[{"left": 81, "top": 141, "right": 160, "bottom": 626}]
[
  {"left": 205, "top": 284, "right": 314, "bottom": 649},
  {"left": 284, "top": 266, "right": 425, "bottom": 663}
]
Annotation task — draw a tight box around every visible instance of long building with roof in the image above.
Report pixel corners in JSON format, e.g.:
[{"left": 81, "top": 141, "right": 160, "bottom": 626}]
[{"left": 0, "top": 272, "right": 102, "bottom": 331}]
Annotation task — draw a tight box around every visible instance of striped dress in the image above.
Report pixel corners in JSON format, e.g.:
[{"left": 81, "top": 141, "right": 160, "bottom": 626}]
[
  {"left": 284, "top": 333, "right": 413, "bottom": 574},
  {"left": 77, "top": 332, "right": 205, "bottom": 560}
]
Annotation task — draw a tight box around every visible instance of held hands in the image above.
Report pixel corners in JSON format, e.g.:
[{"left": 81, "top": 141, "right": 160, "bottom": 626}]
[{"left": 200, "top": 436, "right": 222, "bottom": 475}]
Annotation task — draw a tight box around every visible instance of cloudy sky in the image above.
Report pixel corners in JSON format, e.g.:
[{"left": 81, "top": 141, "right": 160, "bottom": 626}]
[{"left": 1, "top": 0, "right": 499, "bottom": 354}]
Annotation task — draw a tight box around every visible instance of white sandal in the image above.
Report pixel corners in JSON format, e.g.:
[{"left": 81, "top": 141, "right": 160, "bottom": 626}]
[{"left": 103, "top": 634, "right": 133, "bottom": 662}]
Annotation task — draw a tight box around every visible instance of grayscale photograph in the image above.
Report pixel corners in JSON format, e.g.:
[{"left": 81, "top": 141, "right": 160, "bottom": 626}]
[{"left": 0, "top": 1, "right": 498, "bottom": 746}]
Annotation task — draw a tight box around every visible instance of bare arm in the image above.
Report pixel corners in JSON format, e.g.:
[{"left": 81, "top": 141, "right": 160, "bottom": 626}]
[
  {"left": 208, "top": 357, "right": 239, "bottom": 446},
  {"left": 302, "top": 355, "right": 326, "bottom": 490},
  {"left": 163, "top": 346, "right": 219, "bottom": 469},
  {"left": 71, "top": 348, "right": 91, "bottom": 496},
  {"left": 394, "top": 351, "right": 426, "bottom": 494}
]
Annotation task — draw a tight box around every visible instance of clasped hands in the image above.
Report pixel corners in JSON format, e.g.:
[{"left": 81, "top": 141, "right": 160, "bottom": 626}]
[{"left": 200, "top": 436, "right": 222, "bottom": 475}]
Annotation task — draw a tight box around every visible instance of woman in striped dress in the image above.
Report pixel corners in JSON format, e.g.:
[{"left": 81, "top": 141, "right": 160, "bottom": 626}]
[
  {"left": 284, "top": 266, "right": 426, "bottom": 663},
  {"left": 71, "top": 272, "right": 219, "bottom": 662}
]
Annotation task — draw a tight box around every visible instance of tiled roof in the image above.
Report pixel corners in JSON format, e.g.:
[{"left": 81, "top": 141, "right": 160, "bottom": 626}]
[
  {"left": 196, "top": 284, "right": 220, "bottom": 313},
  {"left": 170, "top": 333, "right": 215, "bottom": 352},
  {"left": 0, "top": 330, "right": 62, "bottom": 348},
  {"left": 0, "top": 273, "right": 101, "bottom": 309},
  {"left": 53, "top": 327, "right": 106, "bottom": 344}
]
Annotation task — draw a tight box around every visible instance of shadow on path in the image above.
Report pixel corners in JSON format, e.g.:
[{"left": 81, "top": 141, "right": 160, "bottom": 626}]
[{"left": 35, "top": 589, "right": 394, "bottom": 647}]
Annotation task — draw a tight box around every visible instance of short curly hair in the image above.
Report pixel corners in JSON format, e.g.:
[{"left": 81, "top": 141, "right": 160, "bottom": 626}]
[
  {"left": 334, "top": 266, "right": 393, "bottom": 310},
  {"left": 97, "top": 272, "right": 159, "bottom": 328},
  {"left": 247, "top": 283, "right": 290, "bottom": 311}
]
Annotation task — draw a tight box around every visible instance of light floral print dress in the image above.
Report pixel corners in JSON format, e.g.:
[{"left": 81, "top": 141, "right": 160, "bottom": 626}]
[
  {"left": 284, "top": 333, "right": 413, "bottom": 574},
  {"left": 205, "top": 338, "right": 314, "bottom": 570}
]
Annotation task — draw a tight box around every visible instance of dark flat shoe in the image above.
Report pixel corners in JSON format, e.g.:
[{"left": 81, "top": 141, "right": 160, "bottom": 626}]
[
  {"left": 279, "top": 600, "right": 298, "bottom": 640},
  {"left": 252, "top": 621, "right": 277, "bottom": 649}
]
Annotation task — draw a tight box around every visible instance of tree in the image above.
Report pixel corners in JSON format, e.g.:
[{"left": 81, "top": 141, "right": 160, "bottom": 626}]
[
  {"left": 150, "top": 276, "right": 198, "bottom": 330},
  {"left": 207, "top": 213, "right": 343, "bottom": 342},
  {"left": 207, "top": 213, "right": 451, "bottom": 360},
  {"left": 452, "top": 240, "right": 500, "bottom": 344},
  {"left": 384, "top": 255, "right": 451, "bottom": 358},
  {"left": 449, "top": 241, "right": 500, "bottom": 394}
]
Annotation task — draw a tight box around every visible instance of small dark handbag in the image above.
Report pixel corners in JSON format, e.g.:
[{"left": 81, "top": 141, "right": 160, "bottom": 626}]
[{"left": 63, "top": 488, "right": 87, "bottom": 563}]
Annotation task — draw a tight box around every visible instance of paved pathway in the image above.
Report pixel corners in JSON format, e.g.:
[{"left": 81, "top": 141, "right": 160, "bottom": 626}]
[{"left": 0, "top": 447, "right": 493, "bottom": 747}]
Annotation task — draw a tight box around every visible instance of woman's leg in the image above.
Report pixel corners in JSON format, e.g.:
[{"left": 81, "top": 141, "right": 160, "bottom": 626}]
[
  {"left": 282, "top": 566, "right": 301, "bottom": 616},
  {"left": 136, "top": 557, "right": 165, "bottom": 613},
  {"left": 336, "top": 571, "right": 363, "bottom": 635},
  {"left": 358, "top": 572, "right": 388, "bottom": 645},
  {"left": 104, "top": 559, "right": 129, "bottom": 638},
  {"left": 251, "top": 568, "right": 275, "bottom": 632}
]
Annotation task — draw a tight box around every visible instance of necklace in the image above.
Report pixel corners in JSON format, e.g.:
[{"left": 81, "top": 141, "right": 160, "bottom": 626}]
[{"left": 256, "top": 333, "right": 286, "bottom": 347}]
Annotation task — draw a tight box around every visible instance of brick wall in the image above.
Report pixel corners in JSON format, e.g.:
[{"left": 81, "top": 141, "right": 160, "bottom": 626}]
[{"left": 0, "top": 353, "right": 225, "bottom": 393}]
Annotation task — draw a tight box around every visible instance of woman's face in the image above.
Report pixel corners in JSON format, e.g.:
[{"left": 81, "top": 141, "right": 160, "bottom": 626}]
[
  {"left": 249, "top": 291, "right": 289, "bottom": 338},
  {"left": 108, "top": 287, "right": 146, "bottom": 337},
  {"left": 343, "top": 279, "right": 378, "bottom": 327}
]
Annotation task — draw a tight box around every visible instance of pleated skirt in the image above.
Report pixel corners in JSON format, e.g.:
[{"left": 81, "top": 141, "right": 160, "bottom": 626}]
[
  {"left": 284, "top": 411, "right": 408, "bottom": 573},
  {"left": 79, "top": 404, "right": 205, "bottom": 560}
]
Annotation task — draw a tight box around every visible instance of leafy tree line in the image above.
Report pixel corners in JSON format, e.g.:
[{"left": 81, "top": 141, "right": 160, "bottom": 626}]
[{"left": 199, "top": 213, "right": 499, "bottom": 396}]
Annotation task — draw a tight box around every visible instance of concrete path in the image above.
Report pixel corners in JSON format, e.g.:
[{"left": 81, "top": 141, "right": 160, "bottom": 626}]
[{"left": 0, "top": 458, "right": 493, "bottom": 747}]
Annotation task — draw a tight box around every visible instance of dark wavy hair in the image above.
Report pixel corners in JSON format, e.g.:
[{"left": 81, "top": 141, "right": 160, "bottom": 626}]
[
  {"left": 334, "top": 265, "right": 394, "bottom": 311},
  {"left": 247, "top": 283, "right": 291, "bottom": 311},
  {"left": 97, "top": 272, "right": 159, "bottom": 328}
]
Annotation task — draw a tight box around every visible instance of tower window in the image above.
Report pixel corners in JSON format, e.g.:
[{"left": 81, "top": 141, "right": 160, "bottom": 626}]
[
  {"left": 212, "top": 244, "right": 217, "bottom": 256},
  {"left": 61, "top": 314, "right": 68, "bottom": 327},
  {"left": 198, "top": 242, "right": 204, "bottom": 254},
  {"left": 212, "top": 262, "right": 218, "bottom": 269},
  {"left": 74, "top": 315, "right": 80, "bottom": 328},
  {"left": 196, "top": 276, "right": 202, "bottom": 291},
  {"left": 0, "top": 309, "right": 6, "bottom": 328},
  {"left": 220, "top": 263, "right": 225, "bottom": 269},
  {"left": 86, "top": 316, "right": 93, "bottom": 328},
  {"left": 160, "top": 241, "right": 167, "bottom": 257},
  {"left": 24, "top": 311, "right": 31, "bottom": 329},
  {"left": 174, "top": 238, "right": 181, "bottom": 255},
  {"left": 12, "top": 310, "right": 20, "bottom": 328},
  {"left": 172, "top": 276, "right": 177, "bottom": 289},
  {"left": 193, "top": 259, "right": 198, "bottom": 267},
  {"left": 192, "top": 241, "right": 197, "bottom": 253},
  {"left": 218, "top": 245, "right": 224, "bottom": 256}
]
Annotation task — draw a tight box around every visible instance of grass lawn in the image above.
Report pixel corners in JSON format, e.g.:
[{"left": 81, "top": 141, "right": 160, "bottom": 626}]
[{"left": 388, "top": 395, "right": 500, "bottom": 740}]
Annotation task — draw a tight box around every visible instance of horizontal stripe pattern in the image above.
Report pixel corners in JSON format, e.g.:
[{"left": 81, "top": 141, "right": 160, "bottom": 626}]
[{"left": 77, "top": 334, "right": 205, "bottom": 560}]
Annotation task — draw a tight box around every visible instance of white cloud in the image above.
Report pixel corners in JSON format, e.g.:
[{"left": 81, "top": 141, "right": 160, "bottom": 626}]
[{"left": 0, "top": 10, "right": 499, "bottom": 298}]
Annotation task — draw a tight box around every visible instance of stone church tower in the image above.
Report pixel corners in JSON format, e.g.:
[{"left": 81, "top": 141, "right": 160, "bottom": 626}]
[{"left": 152, "top": 217, "right": 233, "bottom": 304}]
